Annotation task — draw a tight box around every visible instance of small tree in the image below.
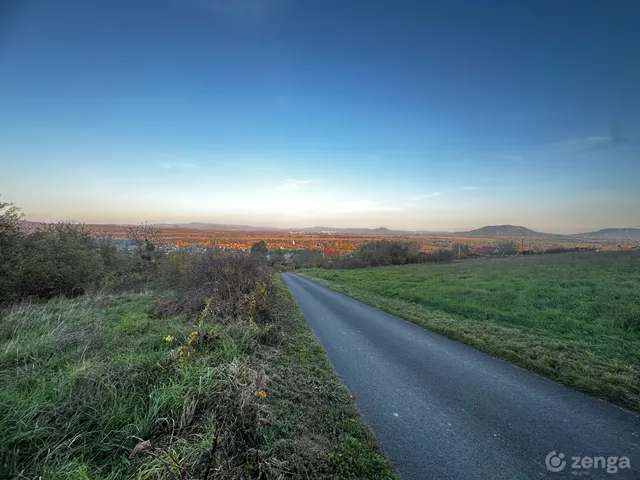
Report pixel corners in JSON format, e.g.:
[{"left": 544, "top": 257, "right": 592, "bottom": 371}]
[
  {"left": 250, "top": 240, "right": 268, "bottom": 258},
  {"left": 125, "top": 223, "right": 164, "bottom": 265},
  {"left": 267, "top": 251, "right": 284, "bottom": 267},
  {"left": 0, "top": 198, "right": 23, "bottom": 240},
  {"left": 125, "top": 223, "right": 164, "bottom": 291}
]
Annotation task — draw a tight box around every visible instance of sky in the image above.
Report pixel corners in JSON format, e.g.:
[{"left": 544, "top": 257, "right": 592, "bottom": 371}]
[{"left": 0, "top": 0, "right": 638, "bottom": 233}]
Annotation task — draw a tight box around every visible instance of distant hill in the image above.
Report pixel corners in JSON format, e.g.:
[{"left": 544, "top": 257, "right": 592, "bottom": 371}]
[
  {"left": 154, "top": 224, "right": 402, "bottom": 234},
  {"left": 452, "top": 225, "right": 640, "bottom": 242},
  {"left": 22, "top": 219, "right": 640, "bottom": 241},
  {"left": 454, "top": 225, "right": 555, "bottom": 238},
  {"left": 154, "top": 222, "right": 273, "bottom": 231},
  {"left": 577, "top": 228, "right": 640, "bottom": 241}
]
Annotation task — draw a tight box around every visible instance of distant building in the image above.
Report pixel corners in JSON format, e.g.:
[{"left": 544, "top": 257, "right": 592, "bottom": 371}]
[
  {"left": 322, "top": 250, "right": 340, "bottom": 258},
  {"left": 474, "top": 246, "right": 500, "bottom": 256}
]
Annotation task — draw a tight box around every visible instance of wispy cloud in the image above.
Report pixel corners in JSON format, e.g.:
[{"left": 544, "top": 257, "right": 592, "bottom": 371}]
[
  {"left": 572, "top": 136, "right": 612, "bottom": 145},
  {"left": 502, "top": 155, "right": 524, "bottom": 163},
  {"left": 543, "top": 134, "right": 619, "bottom": 156},
  {"left": 276, "top": 179, "right": 322, "bottom": 191},
  {"left": 161, "top": 161, "right": 197, "bottom": 169},
  {"left": 458, "top": 186, "right": 478, "bottom": 191},
  {"left": 411, "top": 192, "right": 441, "bottom": 200},
  {"left": 558, "top": 135, "right": 620, "bottom": 152}
]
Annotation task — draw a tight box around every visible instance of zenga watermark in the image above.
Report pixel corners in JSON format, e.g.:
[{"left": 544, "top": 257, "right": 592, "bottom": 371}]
[{"left": 545, "top": 451, "right": 631, "bottom": 474}]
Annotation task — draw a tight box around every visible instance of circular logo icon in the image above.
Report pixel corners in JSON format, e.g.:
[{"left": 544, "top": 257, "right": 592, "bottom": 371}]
[{"left": 545, "top": 451, "right": 567, "bottom": 472}]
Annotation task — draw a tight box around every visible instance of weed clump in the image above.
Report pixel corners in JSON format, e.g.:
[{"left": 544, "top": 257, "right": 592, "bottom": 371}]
[{"left": 156, "top": 253, "right": 277, "bottom": 326}]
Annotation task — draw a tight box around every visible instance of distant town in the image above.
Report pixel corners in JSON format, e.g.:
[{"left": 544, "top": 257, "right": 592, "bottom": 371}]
[{"left": 89, "top": 223, "right": 640, "bottom": 256}]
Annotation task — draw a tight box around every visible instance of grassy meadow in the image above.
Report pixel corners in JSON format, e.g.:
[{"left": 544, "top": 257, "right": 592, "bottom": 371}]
[
  {"left": 300, "top": 251, "right": 640, "bottom": 411},
  {"left": 0, "top": 279, "right": 395, "bottom": 480}
]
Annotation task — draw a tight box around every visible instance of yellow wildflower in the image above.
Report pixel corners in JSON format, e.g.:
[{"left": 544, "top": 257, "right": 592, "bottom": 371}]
[
  {"left": 163, "top": 335, "right": 175, "bottom": 342},
  {"left": 256, "top": 390, "right": 267, "bottom": 398},
  {"left": 177, "top": 345, "right": 192, "bottom": 363},
  {"left": 187, "top": 331, "right": 199, "bottom": 347}
]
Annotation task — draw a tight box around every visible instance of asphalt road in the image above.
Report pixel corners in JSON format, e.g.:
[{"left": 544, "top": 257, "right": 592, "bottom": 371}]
[{"left": 282, "top": 273, "right": 640, "bottom": 480}]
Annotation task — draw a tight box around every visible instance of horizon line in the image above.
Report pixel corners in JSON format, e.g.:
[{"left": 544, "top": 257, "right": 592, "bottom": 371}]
[{"left": 20, "top": 218, "right": 639, "bottom": 237}]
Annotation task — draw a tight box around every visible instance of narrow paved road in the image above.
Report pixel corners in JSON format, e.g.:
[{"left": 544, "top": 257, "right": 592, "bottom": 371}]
[{"left": 282, "top": 273, "right": 640, "bottom": 480}]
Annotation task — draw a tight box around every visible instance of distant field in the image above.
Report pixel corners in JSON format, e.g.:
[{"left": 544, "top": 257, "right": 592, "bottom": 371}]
[{"left": 300, "top": 251, "right": 640, "bottom": 411}]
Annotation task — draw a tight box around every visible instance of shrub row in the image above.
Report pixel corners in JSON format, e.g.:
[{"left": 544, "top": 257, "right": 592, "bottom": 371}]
[{"left": 318, "top": 240, "right": 455, "bottom": 269}]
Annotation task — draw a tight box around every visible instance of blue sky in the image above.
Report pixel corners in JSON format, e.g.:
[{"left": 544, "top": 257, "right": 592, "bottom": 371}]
[{"left": 1, "top": 0, "right": 638, "bottom": 233}]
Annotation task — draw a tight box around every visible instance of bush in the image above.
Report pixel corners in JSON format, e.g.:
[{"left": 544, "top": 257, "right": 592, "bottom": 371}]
[
  {"left": 310, "top": 241, "right": 456, "bottom": 270},
  {"left": 0, "top": 196, "right": 145, "bottom": 303},
  {"left": 291, "top": 249, "right": 324, "bottom": 269},
  {"left": 0, "top": 199, "right": 24, "bottom": 303},
  {"left": 250, "top": 240, "right": 268, "bottom": 258},
  {"left": 157, "top": 252, "right": 276, "bottom": 324},
  {"left": 17, "top": 223, "right": 106, "bottom": 299},
  {"left": 545, "top": 247, "right": 595, "bottom": 255},
  {"left": 355, "top": 240, "right": 418, "bottom": 266},
  {"left": 431, "top": 248, "right": 455, "bottom": 262}
]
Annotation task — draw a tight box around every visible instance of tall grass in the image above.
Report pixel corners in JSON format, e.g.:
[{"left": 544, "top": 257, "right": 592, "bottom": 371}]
[
  {"left": 0, "top": 282, "right": 395, "bottom": 479},
  {"left": 1, "top": 295, "right": 194, "bottom": 478}
]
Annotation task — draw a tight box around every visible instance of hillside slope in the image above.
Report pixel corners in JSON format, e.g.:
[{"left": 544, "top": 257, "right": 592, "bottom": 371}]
[
  {"left": 456, "top": 225, "right": 553, "bottom": 238},
  {"left": 578, "top": 228, "right": 640, "bottom": 241}
]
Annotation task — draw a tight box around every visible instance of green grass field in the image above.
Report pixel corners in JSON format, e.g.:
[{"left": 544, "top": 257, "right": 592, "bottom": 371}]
[
  {"left": 300, "top": 251, "right": 640, "bottom": 412},
  {"left": 0, "top": 279, "right": 395, "bottom": 479}
]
